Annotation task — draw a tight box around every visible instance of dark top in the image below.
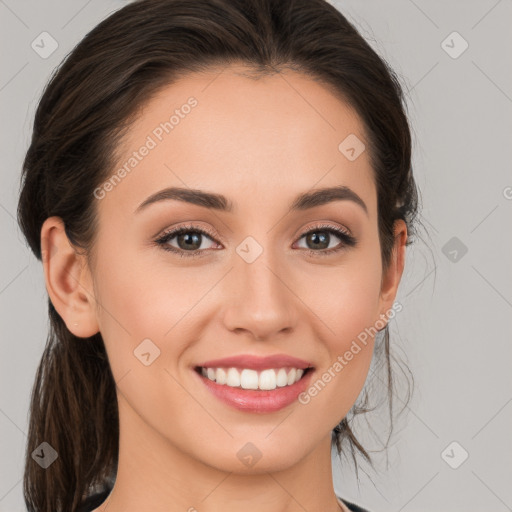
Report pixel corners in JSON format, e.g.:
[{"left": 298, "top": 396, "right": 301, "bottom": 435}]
[{"left": 77, "top": 489, "right": 371, "bottom": 512}]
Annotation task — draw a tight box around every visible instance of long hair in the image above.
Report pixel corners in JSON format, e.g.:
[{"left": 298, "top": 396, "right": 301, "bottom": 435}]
[{"left": 17, "top": 0, "right": 422, "bottom": 510}]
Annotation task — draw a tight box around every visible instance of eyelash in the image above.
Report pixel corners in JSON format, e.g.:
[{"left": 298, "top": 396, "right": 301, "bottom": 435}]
[{"left": 154, "top": 222, "right": 357, "bottom": 259}]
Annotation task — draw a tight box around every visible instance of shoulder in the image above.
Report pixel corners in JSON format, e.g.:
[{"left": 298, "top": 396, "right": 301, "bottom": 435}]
[{"left": 338, "top": 496, "right": 372, "bottom": 512}]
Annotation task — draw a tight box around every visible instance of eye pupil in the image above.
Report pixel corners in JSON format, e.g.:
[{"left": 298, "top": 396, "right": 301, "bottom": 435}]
[
  {"left": 307, "top": 231, "right": 329, "bottom": 250},
  {"left": 178, "top": 232, "right": 201, "bottom": 250}
]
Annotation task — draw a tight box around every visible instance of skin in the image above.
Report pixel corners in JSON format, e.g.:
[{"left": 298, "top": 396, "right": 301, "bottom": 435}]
[{"left": 41, "top": 65, "right": 407, "bottom": 512}]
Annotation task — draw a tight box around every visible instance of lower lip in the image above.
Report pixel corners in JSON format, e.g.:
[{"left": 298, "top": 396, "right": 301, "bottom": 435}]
[{"left": 194, "top": 368, "right": 314, "bottom": 413}]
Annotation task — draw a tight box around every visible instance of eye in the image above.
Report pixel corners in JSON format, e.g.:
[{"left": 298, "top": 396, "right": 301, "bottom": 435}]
[
  {"left": 155, "top": 224, "right": 219, "bottom": 258},
  {"left": 154, "top": 222, "right": 357, "bottom": 258},
  {"left": 294, "top": 223, "right": 357, "bottom": 257}
]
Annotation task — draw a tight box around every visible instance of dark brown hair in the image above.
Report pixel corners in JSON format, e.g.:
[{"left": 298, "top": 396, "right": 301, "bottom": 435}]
[{"left": 17, "top": 0, "right": 423, "bottom": 510}]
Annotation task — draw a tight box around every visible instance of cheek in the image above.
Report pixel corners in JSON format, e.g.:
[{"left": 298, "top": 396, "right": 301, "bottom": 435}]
[
  {"left": 300, "top": 249, "right": 382, "bottom": 349},
  {"left": 92, "top": 248, "right": 207, "bottom": 368},
  {"left": 294, "top": 249, "right": 382, "bottom": 416}
]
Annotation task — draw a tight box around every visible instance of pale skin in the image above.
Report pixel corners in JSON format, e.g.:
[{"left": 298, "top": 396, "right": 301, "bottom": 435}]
[{"left": 41, "top": 65, "right": 407, "bottom": 512}]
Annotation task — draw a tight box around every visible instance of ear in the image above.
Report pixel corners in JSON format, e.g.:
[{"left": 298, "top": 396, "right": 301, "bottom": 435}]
[
  {"left": 376, "top": 219, "right": 407, "bottom": 327},
  {"left": 41, "top": 216, "right": 99, "bottom": 338}
]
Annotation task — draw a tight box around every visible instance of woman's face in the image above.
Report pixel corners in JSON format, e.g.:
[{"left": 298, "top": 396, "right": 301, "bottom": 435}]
[{"left": 76, "top": 65, "right": 405, "bottom": 473}]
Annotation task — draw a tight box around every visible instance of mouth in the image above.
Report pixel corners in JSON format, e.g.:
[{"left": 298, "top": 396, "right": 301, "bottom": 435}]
[
  {"left": 194, "top": 365, "right": 313, "bottom": 390},
  {"left": 192, "top": 362, "right": 315, "bottom": 413}
]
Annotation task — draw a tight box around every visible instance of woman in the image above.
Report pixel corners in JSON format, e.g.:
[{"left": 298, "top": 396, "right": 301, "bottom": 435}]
[{"left": 17, "top": 0, "right": 420, "bottom": 510}]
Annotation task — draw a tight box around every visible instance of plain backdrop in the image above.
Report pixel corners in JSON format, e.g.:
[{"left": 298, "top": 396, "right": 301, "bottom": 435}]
[{"left": 1, "top": 1, "right": 511, "bottom": 511}]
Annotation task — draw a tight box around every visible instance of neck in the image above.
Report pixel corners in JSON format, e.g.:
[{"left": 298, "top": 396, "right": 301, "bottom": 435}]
[{"left": 96, "top": 394, "right": 345, "bottom": 512}]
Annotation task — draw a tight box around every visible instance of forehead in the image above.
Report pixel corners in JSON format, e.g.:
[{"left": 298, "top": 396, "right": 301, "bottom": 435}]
[{"left": 100, "top": 65, "right": 376, "bottom": 219}]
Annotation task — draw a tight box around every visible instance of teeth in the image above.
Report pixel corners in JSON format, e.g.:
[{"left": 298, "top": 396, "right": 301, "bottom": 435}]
[
  {"left": 226, "top": 367, "right": 241, "bottom": 387},
  {"left": 276, "top": 368, "right": 288, "bottom": 387},
  {"left": 240, "top": 369, "right": 259, "bottom": 390},
  {"left": 200, "top": 366, "right": 308, "bottom": 390},
  {"left": 216, "top": 367, "right": 227, "bottom": 385}
]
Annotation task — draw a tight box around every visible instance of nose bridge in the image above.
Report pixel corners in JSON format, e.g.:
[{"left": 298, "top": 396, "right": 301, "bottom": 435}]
[{"left": 223, "top": 234, "right": 297, "bottom": 338}]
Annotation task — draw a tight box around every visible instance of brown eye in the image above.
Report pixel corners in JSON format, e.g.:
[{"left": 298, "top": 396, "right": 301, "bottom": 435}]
[
  {"left": 155, "top": 224, "right": 220, "bottom": 258},
  {"left": 303, "top": 230, "right": 332, "bottom": 250},
  {"left": 295, "top": 224, "right": 357, "bottom": 256},
  {"left": 173, "top": 231, "right": 207, "bottom": 251},
  {"left": 155, "top": 222, "right": 357, "bottom": 259}
]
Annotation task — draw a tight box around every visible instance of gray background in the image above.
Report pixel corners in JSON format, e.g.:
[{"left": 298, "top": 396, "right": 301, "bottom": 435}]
[{"left": 1, "top": 1, "right": 511, "bottom": 511}]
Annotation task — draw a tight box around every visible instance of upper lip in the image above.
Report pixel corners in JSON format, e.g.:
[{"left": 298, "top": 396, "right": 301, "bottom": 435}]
[{"left": 196, "top": 354, "right": 314, "bottom": 371}]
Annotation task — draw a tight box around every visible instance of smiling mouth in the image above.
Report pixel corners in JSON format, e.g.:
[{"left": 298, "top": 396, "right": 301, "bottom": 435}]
[{"left": 194, "top": 366, "right": 314, "bottom": 391}]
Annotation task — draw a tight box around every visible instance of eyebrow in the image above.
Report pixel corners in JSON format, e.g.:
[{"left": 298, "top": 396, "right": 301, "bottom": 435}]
[{"left": 135, "top": 185, "right": 368, "bottom": 216}]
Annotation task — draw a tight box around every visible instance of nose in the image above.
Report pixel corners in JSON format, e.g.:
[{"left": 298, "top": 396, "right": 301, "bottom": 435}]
[{"left": 221, "top": 249, "right": 299, "bottom": 341}]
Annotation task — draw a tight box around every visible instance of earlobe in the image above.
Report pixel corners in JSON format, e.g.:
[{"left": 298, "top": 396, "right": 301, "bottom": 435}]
[
  {"left": 378, "top": 219, "right": 407, "bottom": 321},
  {"left": 41, "top": 216, "right": 99, "bottom": 338}
]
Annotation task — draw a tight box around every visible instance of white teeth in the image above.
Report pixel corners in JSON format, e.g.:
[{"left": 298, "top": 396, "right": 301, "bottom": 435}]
[
  {"left": 226, "top": 367, "right": 241, "bottom": 387},
  {"left": 216, "top": 367, "right": 227, "bottom": 385},
  {"left": 259, "top": 369, "right": 276, "bottom": 390},
  {"left": 200, "top": 366, "right": 308, "bottom": 390},
  {"left": 240, "top": 369, "right": 259, "bottom": 390},
  {"left": 276, "top": 368, "right": 288, "bottom": 387}
]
